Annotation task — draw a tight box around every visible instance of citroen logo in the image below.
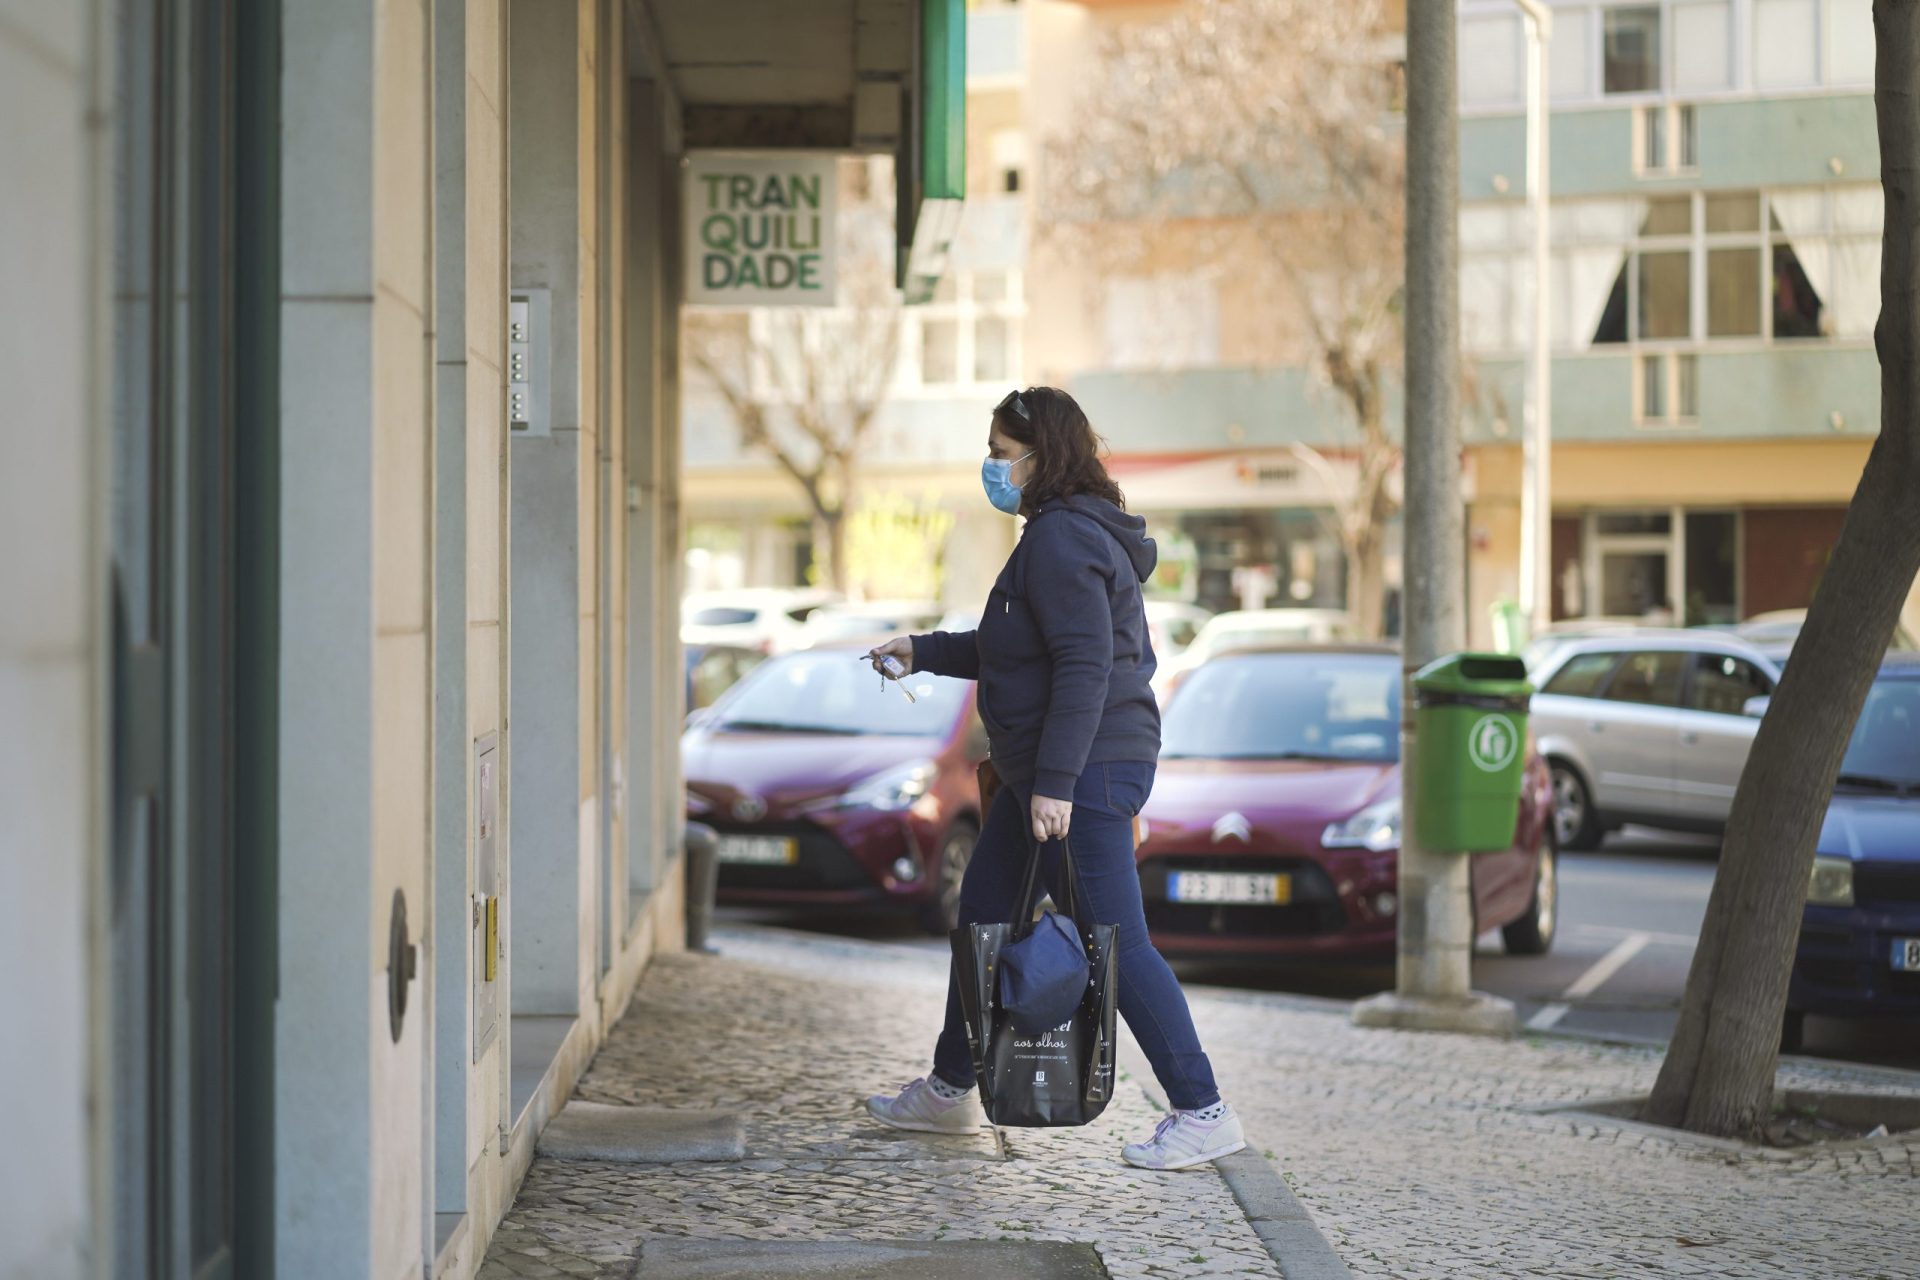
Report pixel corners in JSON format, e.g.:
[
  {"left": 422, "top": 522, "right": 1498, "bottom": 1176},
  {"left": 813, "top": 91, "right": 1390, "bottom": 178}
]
[
  {"left": 732, "top": 794, "right": 767, "bottom": 822},
  {"left": 1211, "top": 812, "right": 1252, "bottom": 844}
]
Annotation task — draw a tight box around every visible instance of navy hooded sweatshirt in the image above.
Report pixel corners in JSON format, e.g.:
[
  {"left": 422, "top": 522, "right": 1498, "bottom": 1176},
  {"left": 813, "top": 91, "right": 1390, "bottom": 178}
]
[{"left": 911, "top": 494, "right": 1161, "bottom": 801}]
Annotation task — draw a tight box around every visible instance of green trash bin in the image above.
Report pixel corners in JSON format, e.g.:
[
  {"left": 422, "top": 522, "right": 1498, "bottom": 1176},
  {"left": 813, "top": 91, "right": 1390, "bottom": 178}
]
[{"left": 1411, "top": 652, "right": 1533, "bottom": 853}]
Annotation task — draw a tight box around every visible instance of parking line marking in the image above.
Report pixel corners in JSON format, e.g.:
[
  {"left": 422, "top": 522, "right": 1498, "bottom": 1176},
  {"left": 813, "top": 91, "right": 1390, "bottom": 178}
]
[
  {"left": 1526, "top": 931, "right": 1653, "bottom": 1031},
  {"left": 1567, "top": 923, "right": 1698, "bottom": 948}
]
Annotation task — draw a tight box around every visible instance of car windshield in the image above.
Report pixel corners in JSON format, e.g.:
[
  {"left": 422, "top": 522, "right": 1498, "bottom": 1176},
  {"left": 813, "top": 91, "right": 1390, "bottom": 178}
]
[
  {"left": 1162, "top": 652, "right": 1401, "bottom": 762},
  {"left": 711, "top": 650, "right": 964, "bottom": 737},
  {"left": 1836, "top": 676, "right": 1920, "bottom": 789},
  {"left": 1208, "top": 625, "right": 1323, "bottom": 654},
  {"left": 807, "top": 611, "right": 934, "bottom": 639}
]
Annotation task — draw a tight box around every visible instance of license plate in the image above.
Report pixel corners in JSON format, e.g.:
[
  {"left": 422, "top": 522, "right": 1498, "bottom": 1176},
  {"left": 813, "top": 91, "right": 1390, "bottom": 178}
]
[
  {"left": 1892, "top": 938, "right": 1920, "bottom": 971},
  {"left": 717, "top": 835, "right": 797, "bottom": 866},
  {"left": 1167, "top": 871, "right": 1291, "bottom": 905}
]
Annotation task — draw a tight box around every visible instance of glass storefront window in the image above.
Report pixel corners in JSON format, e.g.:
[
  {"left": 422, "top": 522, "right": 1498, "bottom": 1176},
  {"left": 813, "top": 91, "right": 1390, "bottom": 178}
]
[
  {"left": 1600, "top": 552, "right": 1672, "bottom": 618},
  {"left": 1684, "top": 512, "right": 1740, "bottom": 626},
  {"left": 1597, "top": 512, "right": 1672, "bottom": 536}
]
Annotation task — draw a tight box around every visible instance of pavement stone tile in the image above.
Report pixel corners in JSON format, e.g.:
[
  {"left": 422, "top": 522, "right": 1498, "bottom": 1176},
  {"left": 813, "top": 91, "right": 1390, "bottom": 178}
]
[
  {"left": 482, "top": 936, "right": 1280, "bottom": 1279},
  {"left": 483, "top": 925, "right": 1920, "bottom": 1279}
]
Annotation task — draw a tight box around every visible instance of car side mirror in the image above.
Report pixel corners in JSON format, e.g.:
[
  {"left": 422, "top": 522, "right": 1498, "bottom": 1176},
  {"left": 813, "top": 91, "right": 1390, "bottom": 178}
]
[{"left": 1742, "top": 695, "right": 1771, "bottom": 719}]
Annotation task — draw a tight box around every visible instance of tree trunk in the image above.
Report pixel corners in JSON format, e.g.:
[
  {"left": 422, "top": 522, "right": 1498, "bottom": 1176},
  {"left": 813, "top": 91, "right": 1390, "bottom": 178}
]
[
  {"left": 818, "top": 508, "right": 849, "bottom": 595},
  {"left": 1644, "top": 0, "right": 1920, "bottom": 1137},
  {"left": 1346, "top": 524, "right": 1386, "bottom": 641}
]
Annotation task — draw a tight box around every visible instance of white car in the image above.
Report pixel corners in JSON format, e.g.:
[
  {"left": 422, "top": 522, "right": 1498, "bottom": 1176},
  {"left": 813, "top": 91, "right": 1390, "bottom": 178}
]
[
  {"left": 681, "top": 588, "right": 840, "bottom": 654},
  {"left": 794, "top": 599, "right": 945, "bottom": 648},
  {"left": 1152, "top": 608, "right": 1357, "bottom": 700},
  {"left": 1144, "top": 600, "right": 1213, "bottom": 664}
]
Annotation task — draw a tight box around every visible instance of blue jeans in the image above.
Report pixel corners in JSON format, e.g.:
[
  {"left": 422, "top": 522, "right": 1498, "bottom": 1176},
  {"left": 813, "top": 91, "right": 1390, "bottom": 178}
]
[{"left": 932, "top": 761, "right": 1222, "bottom": 1111}]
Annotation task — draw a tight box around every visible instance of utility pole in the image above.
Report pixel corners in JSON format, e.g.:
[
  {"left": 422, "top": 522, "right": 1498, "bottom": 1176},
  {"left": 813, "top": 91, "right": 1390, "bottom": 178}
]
[{"left": 1355, "top": 0, "right": 1516, "bottom": 1038}]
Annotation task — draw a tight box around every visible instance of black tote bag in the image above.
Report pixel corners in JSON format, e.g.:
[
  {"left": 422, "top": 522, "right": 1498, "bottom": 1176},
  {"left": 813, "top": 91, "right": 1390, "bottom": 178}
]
[{"left": 950, "top": 830, "right": 1119, "bottom": 1127}]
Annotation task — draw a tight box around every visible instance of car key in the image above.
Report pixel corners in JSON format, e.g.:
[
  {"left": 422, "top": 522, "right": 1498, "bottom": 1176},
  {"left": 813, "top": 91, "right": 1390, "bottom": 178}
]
[{"left": 864, "top": 653, "right": 917, "bottom": 703}]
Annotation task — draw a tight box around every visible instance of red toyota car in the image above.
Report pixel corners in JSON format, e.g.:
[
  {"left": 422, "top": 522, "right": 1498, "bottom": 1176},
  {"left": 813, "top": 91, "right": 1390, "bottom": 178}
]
[
  {"left": 683, "top": 644, "right": 989, "bottom": 932},
  {"left": 1137, "top": 646, "right": 1558, "bottom": 961}
]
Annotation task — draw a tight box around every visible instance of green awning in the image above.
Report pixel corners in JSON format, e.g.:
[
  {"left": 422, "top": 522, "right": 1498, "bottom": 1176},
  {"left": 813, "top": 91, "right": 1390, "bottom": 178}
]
[{"left": 899, "top": 0, "right": 965, "bottom": 303}]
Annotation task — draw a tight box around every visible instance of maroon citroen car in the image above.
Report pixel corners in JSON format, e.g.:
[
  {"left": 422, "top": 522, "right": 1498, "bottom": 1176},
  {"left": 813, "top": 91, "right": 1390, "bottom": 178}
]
[
  {"left": 683, "top": 644, "right": 990, "bottom": 932},
  {"left": 1137, "top": 646, "right": 1557, "bottom": 960}
]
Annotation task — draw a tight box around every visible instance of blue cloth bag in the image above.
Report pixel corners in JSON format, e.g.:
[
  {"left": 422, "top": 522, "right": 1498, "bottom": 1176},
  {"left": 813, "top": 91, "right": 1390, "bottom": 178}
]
[{"left": 997, "top": 905, "right": 1089, "bottom": 1034}]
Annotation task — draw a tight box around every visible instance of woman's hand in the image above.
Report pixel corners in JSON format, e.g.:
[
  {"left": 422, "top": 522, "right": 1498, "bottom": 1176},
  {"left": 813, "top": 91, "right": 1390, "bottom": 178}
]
[
  {"left": 1031, "top": 794, "right": 1073, "bottom": 842},
  {"left": 866, "top": 636, "right": 915, "bottom": 674}
]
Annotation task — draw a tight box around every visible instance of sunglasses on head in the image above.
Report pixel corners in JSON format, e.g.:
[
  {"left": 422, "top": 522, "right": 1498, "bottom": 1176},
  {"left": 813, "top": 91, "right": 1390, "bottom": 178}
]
[{"left": 995, "top": 389, "right": 1031, "bottom": 423}]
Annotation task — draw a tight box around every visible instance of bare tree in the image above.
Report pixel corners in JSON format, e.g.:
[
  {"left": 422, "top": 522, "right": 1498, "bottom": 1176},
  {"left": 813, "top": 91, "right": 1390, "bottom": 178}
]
[
  {"left": 1043, "top": 0, "right": 1406, "bottom": 637},
  {"left": 1644, "top": 0, "right": 1920, "bottom": 1138},
  {"left": 686, "top": 158, "right": 902, "bottom": 593}
]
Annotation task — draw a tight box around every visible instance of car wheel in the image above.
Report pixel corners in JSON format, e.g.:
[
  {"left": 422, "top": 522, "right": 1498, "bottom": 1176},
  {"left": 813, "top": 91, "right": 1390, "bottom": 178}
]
[
  {"left": 1549, "top": 760, "right": 1602, "bottom": 853},
  {"left": 1781, "top": 1009, "right": 1806, "bottom": 1054},
  {"left": 1502, "top": 837, "right": 1558, "bottom": 956},
  {"left": 918, "top": 819, "right": 978, "bottom": 934}
]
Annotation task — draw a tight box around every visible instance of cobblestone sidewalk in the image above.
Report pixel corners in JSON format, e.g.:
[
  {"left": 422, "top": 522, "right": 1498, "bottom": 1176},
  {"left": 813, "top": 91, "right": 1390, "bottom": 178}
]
[
  {"left": 1193, "top": 981, "right": 1920, "bottom": 1279},
  {"left": 479, "top": 929, "right": 1287, "bottom": 1280},
  {"left": 482, "top": 924, "right": 1920, "bottom": 1279}
]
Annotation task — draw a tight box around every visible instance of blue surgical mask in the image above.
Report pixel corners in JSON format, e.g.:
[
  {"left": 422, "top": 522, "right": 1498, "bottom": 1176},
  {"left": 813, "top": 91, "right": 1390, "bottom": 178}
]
[{"left": 981, "top": 450, "right": 1033, "bottom": 514}]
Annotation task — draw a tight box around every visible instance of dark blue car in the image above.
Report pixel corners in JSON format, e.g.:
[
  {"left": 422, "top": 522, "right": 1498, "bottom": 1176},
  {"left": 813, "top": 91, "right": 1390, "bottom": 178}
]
[{"left": 1786, "top": 656, "right": 1920, "bottom": 1049}]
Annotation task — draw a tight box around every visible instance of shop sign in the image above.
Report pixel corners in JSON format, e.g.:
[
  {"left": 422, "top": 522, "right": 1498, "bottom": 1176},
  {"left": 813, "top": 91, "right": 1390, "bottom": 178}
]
[{"left": 685, "top": 152, "right": 837, "bottom": 307}]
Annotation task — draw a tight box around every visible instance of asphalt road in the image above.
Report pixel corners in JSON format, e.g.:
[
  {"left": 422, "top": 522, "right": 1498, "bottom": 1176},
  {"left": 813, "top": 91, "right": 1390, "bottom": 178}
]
[{"left": 717, "top": 826, "right": 1920, "bottom": 1073}]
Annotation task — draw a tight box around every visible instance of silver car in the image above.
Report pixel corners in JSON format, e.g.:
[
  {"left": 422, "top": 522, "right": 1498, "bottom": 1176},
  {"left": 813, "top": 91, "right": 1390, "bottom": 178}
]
[{"left": 1524, "top": 631, "right": 1783, "bottom": 850}]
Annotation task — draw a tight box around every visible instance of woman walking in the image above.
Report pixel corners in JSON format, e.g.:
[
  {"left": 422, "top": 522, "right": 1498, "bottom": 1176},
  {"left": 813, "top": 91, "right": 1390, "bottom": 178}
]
[{"left": 863, "top": 386, "right": 1243, "bottom": 1171}]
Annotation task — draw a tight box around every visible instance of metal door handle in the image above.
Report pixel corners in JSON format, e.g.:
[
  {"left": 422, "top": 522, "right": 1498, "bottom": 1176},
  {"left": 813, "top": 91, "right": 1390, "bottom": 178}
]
[
  {"left": 1681, "top": 731, "right": 1700, "bottom": 745},
  {"left": 1588, "top": 721, "right": 1604, "bottom": 733}
]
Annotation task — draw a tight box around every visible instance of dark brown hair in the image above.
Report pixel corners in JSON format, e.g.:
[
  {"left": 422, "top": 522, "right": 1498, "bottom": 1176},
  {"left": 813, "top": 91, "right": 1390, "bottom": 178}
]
[{"left": 992, "top": 386, "right": 1125, "bottom": 514}]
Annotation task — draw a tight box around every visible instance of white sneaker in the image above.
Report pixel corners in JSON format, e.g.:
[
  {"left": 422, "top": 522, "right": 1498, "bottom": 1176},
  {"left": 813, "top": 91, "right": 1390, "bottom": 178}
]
[
  {"left": 1122, "top": 1104, "right": 1247, "bottom": 1170},
  {"left": 865, "top": 1077, "right": 987, "bottom": 1135}
]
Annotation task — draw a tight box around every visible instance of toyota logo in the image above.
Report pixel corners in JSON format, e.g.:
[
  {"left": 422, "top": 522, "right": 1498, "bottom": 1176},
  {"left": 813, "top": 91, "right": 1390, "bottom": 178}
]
[{"left": 732, "top": 795, "right": 767, "bottom": 822}]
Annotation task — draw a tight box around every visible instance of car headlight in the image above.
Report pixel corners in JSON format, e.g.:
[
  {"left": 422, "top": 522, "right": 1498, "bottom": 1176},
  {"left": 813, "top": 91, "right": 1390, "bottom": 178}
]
[
  {"left": 835, "top": 760, "right": 937, "bottom": 812},
  {"left": 1323, "top": 796, "right": 1401, "bottom": 852},
  {"left": 685, "top": 787, "right": 711, "bottom": 815},
  {"left": 1808, "top": 855, "right": 1854, "bottom": 907}
]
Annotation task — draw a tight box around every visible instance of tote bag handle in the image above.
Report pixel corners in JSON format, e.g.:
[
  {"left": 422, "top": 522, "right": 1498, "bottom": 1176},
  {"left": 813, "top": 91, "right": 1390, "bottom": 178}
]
[{"left": 1010, "top": 821, "right": 1083, "bottom": 931}]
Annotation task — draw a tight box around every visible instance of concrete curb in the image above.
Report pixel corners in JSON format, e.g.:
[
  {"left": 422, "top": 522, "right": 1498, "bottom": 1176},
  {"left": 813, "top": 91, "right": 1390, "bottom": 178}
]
[
  {"left": 1527, "top": 1021, "right": 1920, "bottom": 1090},
  {"left": 1118, "top": 1043, "right": 1352, "bottom": 1280}
]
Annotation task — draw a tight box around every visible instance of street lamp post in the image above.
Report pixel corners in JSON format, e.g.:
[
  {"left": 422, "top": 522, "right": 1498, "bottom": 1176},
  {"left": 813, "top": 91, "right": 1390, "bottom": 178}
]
[
  {"left": 1515, "top": 0, "right": 1554, "bottom": 636},
  {"left": 1353, "top": 0, "right": 1515, "bottom": 1039}
]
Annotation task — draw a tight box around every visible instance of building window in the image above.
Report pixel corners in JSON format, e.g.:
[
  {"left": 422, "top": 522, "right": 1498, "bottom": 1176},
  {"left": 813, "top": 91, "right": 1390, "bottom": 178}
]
[
  {"left": 1638, "top": 351, "right": 1698, "bottom": 423},
  {"left": 1603, "top": 6, "right": 1662, "bottom": 93},
  {"left": 1707, "top": 247, "right": 1763, "bottom": 337},
  {"left": 1469, "top": 1, "right": 1873, "bottom": 109},
  {"left": 1551, "top": 7, "right": 1594, "bottom": 99},
  {"left": 1636, "top": 102, "right": 1699, "bottom": 175},
  {"left": 1827, "top": 0, "right": 1875, "bottom": 83},
  {"left": 1461, "top": 13, "right": 1524, "bottom": 107},
  {"left": 991, "top": 129, "right": 1027, "bottom": 198},
  {"left": 974, "top": 316, "right": 1010, "bottom": 382},
  {"left": 1673, "top": 1, "right": 1733, "bottom": 91},
  {"left": 904, "top": 270, "right": 1025, "bottom": 391},
  {"left": 920, "top": 318, "right": 959, "bottom": 385},
  {"left": 1637, "top": 250, "right": 1691, "bottom": 339},
  {"left": 1754, "top": 0, "right": 1820, "bottom": 88},
  {"left": 1462, "top": 184, "right": 1879, "bottom": 357}
]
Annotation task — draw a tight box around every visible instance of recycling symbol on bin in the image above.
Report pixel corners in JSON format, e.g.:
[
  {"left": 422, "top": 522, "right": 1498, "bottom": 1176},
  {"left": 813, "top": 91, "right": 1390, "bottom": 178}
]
[{"left": 1467, "top": 714, "right": 1519, "bottom": 773}]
